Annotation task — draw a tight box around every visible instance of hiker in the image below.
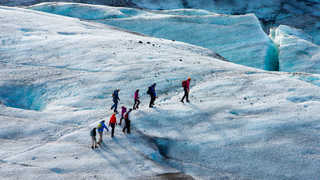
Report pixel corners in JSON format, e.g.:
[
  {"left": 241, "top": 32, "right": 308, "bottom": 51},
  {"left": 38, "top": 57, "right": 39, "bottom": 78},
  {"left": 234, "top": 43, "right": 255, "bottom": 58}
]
[
  {"left": 119, "top": 106, "right": 127, "bottom": 126},
  {"left": 123, "top": 108, "right": 132, "bottom": 134},
  {"left": 147, "top": 83, "right": 157, "bottom": 108},
  {"left": 181, "top": 77, "right": 191, "bottom": 103},
  {"left": 111, "top": 89, "right": 120, "bottom": 113},
  {"left": 97, "top": 120, "right": 109, "bottom": 145},
  {"left": 90, "top": 127, "right": 98, "bottom": 149},
  {"left": 133, "top": 89, "right": 140, "bottom": 110},
  {"left": 109, "top": 113, "right": 117, "bottom": 138}
]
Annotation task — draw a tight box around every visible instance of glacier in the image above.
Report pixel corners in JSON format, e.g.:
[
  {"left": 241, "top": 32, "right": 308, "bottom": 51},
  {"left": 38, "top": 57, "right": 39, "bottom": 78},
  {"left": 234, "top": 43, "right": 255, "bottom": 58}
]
[
  {"left": 271, "top": 25, "right": 320, "bottom": 73},
  {"left": 3, "top": 0, "right": 319, "bottom": 45},
  {"left": 1, "top": 4, "right": 320, "bottom": 180},
  {"left": 29, "top": 2, "right": 279, "bottom": 71},
  {"left": 131, "top": 0, "right": 320, "bottom": 45}
]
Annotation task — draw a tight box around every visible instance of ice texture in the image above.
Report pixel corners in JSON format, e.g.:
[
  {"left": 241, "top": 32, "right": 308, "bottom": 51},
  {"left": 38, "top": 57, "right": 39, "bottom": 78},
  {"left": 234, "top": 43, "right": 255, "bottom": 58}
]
[
  {"left": 1, "top": 4, "right": 320, "bottom": 180},
  {"left": 271, "top": 25, "right": 320, "bottom": 73},
  {"left": 29, "top": 2, "right": 278, "bottom": 71}
]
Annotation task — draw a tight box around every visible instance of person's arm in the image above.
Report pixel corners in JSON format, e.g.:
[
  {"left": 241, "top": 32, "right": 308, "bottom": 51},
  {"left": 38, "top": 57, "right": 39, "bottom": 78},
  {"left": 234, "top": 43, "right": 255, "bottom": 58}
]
[{"left": 104, "top": 123, "right": 109, "bottom": 131}]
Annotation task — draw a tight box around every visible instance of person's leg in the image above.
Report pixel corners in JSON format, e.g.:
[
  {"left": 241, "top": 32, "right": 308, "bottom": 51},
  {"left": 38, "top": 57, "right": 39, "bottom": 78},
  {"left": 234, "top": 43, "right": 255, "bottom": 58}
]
[
  {"left": 93, "top": 136, "right": 97, "bottom": 148},
  {"left": 127, "top": 120, "right": 131, "bottom": 134},
  {"left": 120, "top": 116, "right": 123, "bottom": 126},
  {"left": 149, "top": 96, "right": 153, "bottom": 107},
  {"left": 91, "top": 136, "right": 94, "bottom": 148},
  {"left": 181, "top": 88, "right": 187, "bottom": 102},
  {"left": 186, "top": 90, "right": 190, "bottom": 102},
  {"left": 122, "top": 124, "right": 126, "bottom": 133},
  {"left": 114, "top": 102, "right": 118, "bottom": 113},
  {"left": 98, "top": 131, "right": 103, "bottom": 144},
  {"left": 111, "top": 123, "right": 115, "bottom": 137},
  {"left": 151, "top": 96, "right": 155, "bottom": 106},
  {"left": 133, "top": 100, "right": 137, "bottom": 109},
  {"left": 137, "top": 100, "right": 140, "bottom": 109}
]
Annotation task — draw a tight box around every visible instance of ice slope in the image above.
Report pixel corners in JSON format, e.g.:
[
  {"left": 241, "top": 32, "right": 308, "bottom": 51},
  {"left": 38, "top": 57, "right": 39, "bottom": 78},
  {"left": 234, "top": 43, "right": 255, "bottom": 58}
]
[
  {"left": 2, "top": 5, "right": 320, "bottom": 180},
  {"left": 270, "top": 25, "right": 320, "bottom": 73},
  {"left": 0, "top": 5, "right": 230, "bottom": 180},
  {"left": 2, "top": 0, "right": 320, "bottom": 45},
  {"left": 131, "top": 0, "right": 320, "bottom": 45},
  {"left": 0, "top": 0, "right": 135, "bottom": 7},
  {"left": 134, "top": 71, "right": 320, "bottom": 179},
  {"left": 29, "top": 2, "right": 278, "bottom": 71}
]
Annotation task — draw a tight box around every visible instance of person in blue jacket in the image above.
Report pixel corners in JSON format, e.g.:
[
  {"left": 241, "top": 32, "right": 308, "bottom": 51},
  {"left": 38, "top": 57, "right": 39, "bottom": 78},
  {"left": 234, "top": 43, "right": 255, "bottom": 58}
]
[
  {"left": 111, "top": 89, "right": 120, "bottom": 113},
  {"left": 147, "top": 83, "right": 157, "bottom": 108},
  {"left": 97, "top": 120, "right": 109, "bottom": 145}
]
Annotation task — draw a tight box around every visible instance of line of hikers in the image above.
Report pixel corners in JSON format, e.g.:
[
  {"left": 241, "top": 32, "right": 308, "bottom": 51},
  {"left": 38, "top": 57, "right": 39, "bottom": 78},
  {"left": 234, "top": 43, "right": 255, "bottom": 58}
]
[{"left": 90, "top": 77, "right": 191, "bottom": 149}]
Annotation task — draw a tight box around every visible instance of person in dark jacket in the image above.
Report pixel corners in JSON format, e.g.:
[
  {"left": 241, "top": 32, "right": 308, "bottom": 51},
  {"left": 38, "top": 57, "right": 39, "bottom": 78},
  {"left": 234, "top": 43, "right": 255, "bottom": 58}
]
[
  {"left": 109, "top": 113, "right": 117, "bottom": 138},
  {"left": 181, "top": 77, "right": 191, "bottom": 103},
  {"left": 147, "top": 83, "right": 157, "bottom": 108},
  {"left": 133, "top": 89, "right": 140, "bottom": 110},
  {"left": 97, "top": 120, "right": 109, "bottom": 145},
  {"left": 123, "top": 108, "right": 132, "bottom": 134},
  {"left": 111, "top": 89, "right": 120, "bottom": 113},
  {"left": 90, "top": 127, "right": 98, "bottom": 149}
]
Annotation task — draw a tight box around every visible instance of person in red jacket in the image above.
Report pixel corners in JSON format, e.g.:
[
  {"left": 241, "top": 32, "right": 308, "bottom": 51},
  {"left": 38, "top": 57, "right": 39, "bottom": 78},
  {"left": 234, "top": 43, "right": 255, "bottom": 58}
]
[
  {"left": 133, "top": 89, "right": 140, "bottom": 110},
  {"left": 181, "top": 77, "right": 191, "bottom": 103},
  {"left": 109, "top": 113, "right": 117, "bottom": 138}
]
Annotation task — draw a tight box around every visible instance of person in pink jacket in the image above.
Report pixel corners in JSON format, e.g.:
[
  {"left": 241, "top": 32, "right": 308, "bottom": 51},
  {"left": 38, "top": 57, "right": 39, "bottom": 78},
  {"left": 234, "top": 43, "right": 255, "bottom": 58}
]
[
  {"left": 133, "top": 89, "right": 140, "bottom": 110},
  {"left": 181, "top": 77, "right": 191, "bottom": 103},
  {"left": 119, "top": 106, "right": 127, "bottom": 126}
]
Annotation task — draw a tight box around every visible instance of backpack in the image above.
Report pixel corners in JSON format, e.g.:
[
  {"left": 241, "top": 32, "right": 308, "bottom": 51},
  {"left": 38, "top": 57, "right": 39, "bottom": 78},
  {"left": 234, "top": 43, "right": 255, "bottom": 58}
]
[
  {"left": 124, "top": 112, "right": 129, "bottom": 120},
  {"left": 97, "top": 123, "right": 102, "bottom": 129},
  {"left": 182, "top": 80, "right": 187, "bottom": 88},
  {"left": 147, "top": 86, "right": 152, "bottom": 95}
]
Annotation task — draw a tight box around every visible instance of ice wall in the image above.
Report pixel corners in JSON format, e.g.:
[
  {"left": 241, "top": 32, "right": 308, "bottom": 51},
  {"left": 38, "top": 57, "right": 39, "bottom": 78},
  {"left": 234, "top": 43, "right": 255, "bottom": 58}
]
[
  {"left": 29, "top": 3, "right": 278, "bottom": 71},
  {"left": 270, "top": 25, "right": 320, "bottom": 73},
  {"left": 2, "top": 0, "right": 320, "bottom": 45},
  {"left": 132, "top": 0, "right": 320, "bottom": 44}
]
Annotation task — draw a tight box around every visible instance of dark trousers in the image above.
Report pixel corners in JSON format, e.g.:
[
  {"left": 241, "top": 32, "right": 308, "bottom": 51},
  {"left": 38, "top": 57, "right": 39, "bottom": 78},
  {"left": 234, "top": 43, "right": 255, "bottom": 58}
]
[
  {"left": 181, "top": 88, "right": 189, "bottom": 102},
  {"left": 120, "top": 116, "right": 123, "bottom": 126},
  {"left": 122, "top": 119, "right": 131, "bottom": 134},
  {"left": 133, "top": 99, "right": 140, "bottom": 109},
  {"left": 110, "top": 123, "right": 115, "bottom": 137},
  {"left": 111, "top": 101, "right": 118, "bottom": 113},
  {"left": 149, "top": 96, "right": 156, "bottom": 107}
]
